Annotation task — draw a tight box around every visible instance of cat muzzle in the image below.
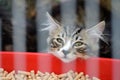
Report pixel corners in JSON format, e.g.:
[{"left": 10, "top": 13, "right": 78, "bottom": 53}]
[{"left": 62, "top": 50, "right": 70, "bottom": 56}]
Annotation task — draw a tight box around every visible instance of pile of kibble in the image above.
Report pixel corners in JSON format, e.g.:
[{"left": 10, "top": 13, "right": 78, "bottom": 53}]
[{"left": 0, "top": 68, "right": 100, "bottom": 80}]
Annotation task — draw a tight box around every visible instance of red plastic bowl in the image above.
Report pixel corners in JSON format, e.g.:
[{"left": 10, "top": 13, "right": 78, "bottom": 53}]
[{"left": 0, "top": 51, "right": 120, "bottom": 80}]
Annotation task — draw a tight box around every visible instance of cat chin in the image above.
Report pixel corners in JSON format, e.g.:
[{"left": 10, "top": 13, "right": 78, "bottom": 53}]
[
  {"left": 51, "top": 52, "right": 77, "bottom": 63},
  {"left": 59, "top": 57, "right": 77, "bottom": 63}
]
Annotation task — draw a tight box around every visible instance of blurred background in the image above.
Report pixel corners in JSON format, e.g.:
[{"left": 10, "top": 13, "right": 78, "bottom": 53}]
[{"left": 0, "top": 0, "right": 120, "bottom": 58}]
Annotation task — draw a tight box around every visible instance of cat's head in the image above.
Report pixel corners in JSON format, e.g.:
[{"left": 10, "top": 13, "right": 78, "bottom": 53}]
[{"left": 42, "top": 12, "right": 105, "bottom": 62}]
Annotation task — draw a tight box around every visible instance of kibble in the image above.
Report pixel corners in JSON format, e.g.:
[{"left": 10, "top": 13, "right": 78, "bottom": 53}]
[{"left": 0, "top": 68, "right": 100, "bottom": 80}]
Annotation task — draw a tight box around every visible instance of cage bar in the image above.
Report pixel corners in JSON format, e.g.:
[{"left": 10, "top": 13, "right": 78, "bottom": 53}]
[
  {"left": 60, "top": 0, "right": 76, "bottom": 34},
  {"left": 0, "top": 19, "right": 1, "bottom": 51},
  {"left": 85, "top": 0, "right": 100, "bottom": 78},
  {"left": 12, "top": 0, "right": 27, "bottom": 70},
  {"left": 112, "top": 0, "right": 120, "bottom": 79},
  {"left": 36, "top": 0, "right": 52, "bottom": 72},
  {"left": 60, "top": 0, "right": 77, "bottom": 72},
  {"left": 36, "top": 0, "right": 51, "bottom": 52},
  {"left": 12, "top": 0, "right": 26, "bottom": 52}
]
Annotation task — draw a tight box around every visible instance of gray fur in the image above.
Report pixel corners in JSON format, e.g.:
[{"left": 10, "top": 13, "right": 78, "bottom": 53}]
[{"left": 42, "top": 12, "right": 106, "bottom": 62}]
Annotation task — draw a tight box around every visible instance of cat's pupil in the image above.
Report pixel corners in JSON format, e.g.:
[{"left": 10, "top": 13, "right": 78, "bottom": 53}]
[
  {"left": 77, "top": 29, "right": 81, "bottom": 33},
  {"left": 76, "top": 36, "right": 78, "bottom": 40},
  {"left": 56, "top": 38, "right": 63, "bottom": 43}
]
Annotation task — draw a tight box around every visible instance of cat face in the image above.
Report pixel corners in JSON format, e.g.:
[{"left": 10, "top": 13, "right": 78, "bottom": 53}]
[{"left": 42, "top": 12, "right": 105, "bottom": 62}]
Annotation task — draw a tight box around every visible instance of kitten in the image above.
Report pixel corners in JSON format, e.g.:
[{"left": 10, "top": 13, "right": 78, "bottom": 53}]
[{"left": 42, "top": 12, "right": 105, "bottom": 62}]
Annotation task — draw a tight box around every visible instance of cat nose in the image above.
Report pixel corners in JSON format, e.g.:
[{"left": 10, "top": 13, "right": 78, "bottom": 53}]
[{"left": 62, "top": 50, "right": 70, "bottom": 55}]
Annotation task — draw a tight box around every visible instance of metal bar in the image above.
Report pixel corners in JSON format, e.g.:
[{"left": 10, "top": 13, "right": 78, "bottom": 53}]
[
  {"left": 36, "top": 0, "right": 51, "bottom": 52},
  {"left": 60, "top": 0, "right": 76, "bottom": 34},
  {"left": 85, "top": 0, "right": 100, "bottom": 77},
  {"left": 111, "top": 0, "right": 120, "bottom": 59},
  {"left": 12, "top": 0, "right": 26, "bottom": 51},
  {"left": 60, "top": 0, "right": 77, "bottom": 71},
  {"left": 12, "top": 0, "right": 26, "bottom": 70},
  {"left": 85, "top": 0, "right": 100, "bottom": 56},
  {"left": 111, "top": 0, "right": 120, "bottom": 80},
  {"left": 36, "top": 0, "right": 52, "bottom": 72},
  {"left": 0, "top": 19, "right": 1, "bottom": 51},
  {"left": 61, "top": 0, "right": 76, "bottom": 25},
  {"left": 0, "top": 19, "right": 1, "bottom": 67},
  {"left": 85, "top": 0, "right": 100, "bottom": 28}
]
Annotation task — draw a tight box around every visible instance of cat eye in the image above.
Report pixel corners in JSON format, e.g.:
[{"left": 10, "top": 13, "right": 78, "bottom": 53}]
[
  {"left": 73, "top": 42, "right": 83, "bottom": 47},
  {"left": 49, "top": 38, "right": 64, "bottom": 48},
  {"left": 56, "top": 38, "right": 63, "bottom": 43}
]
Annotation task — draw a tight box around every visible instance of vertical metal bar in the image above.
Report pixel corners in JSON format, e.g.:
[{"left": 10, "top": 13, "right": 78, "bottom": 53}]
[
  {"left": 85, "top": 0, "right": 100, "bottom": 77},
  {"left": 85, "top": 0, "right": 100, "bottom": 28},
  {"left": 36, "top": 0, "right": 52, "bottom": 72},
  {"left": 12, "top": 0, "right": 26, "bottom": 52},
  {"left": 61, "top": 0, "right": 76, "bottom": 25},
  {"left": 60, "top": 0, "right": 76, "bottom": 34},
  {"left": 85, "top": 0, "right": 100, "bottom": 56},
  {"left": 12, "top": 0, "right": 26, "bottom": 70},
  {"left": 36, "top": 0, "right": 50, "bottom": 52},
  {"left": 60, "top": 0, "right": 76, "bottom": 71},
  {"left": 111, "top": 0, "right": 120, "bottom": 80},
  {"left": 111, "top": 0, "right": 120, "bottom": 59},
  {"left": 0, "top": 19, "right": 1, "bottom": 51},
  {"left": 0, "top": 19, "right": 1, "bottom": 67}
]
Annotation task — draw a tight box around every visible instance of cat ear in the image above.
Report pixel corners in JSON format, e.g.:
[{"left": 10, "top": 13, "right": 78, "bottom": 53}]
[
  {"left": 41, "top": 12, "right": 61, "bottom": 34},
  {"left": 86, "top": 21, "right": 105, "bottom": 42}
]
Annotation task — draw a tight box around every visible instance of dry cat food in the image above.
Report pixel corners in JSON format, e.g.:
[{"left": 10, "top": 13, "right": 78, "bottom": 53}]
[{"left": 0, "top": 68, "right": 100, "bottom": 80}]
